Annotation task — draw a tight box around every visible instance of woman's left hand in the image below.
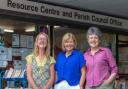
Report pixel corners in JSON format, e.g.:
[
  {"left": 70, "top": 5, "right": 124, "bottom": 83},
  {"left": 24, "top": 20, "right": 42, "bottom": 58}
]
[
  {"left": 103, "top": 79, "right": 112, "bottom": 86},
  {"left": 80, "top": 87, "right": 84, "bottom": 89},
  {"left": 79, "top": 85, "right": 84, "bottom": 89},
  {"left": 42, "top": 86, "right": 49, "bottom": 89}
]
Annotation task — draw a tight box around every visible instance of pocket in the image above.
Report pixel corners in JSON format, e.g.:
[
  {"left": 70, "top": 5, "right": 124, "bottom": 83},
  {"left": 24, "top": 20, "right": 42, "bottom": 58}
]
[
  {"left": 101, "top": 82, "right": 112, "bottom": 89},
  {"left": 102, "top": 82, "right": 109, "bottom": 86},
  {"left": 102, "top": 80, "right": 112, "bottom": 86}
]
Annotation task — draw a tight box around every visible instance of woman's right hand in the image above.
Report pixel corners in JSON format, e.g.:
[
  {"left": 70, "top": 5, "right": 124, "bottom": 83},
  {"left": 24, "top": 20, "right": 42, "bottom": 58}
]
[{"left": 33, "top": 87, "right": 38, "bottom": 89}]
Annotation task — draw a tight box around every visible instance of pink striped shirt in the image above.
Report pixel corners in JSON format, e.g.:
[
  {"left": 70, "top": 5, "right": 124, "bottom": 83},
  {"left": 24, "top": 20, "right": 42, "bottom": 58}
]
[{"left": 84, "top": 47, "right": 118, "bottom": 87}]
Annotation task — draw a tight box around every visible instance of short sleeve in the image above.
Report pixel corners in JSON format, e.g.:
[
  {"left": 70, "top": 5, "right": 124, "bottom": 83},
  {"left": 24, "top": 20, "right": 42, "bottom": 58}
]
[
  {"left": 25, "top": 54, "right": 33, "bottom": 65},
  {"left": 79, "top": 53, "right": 86, "bottom": 69},
  {"left": 50, "top": 56, "right": 55, "bottom": 64}
]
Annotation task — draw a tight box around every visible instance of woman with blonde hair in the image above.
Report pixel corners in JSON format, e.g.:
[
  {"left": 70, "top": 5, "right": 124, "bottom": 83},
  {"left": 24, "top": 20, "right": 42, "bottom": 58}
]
[
  {"left": 54, "top": 33, "right": 86, "bottom": 89},
  {"left": 26, "top": 32, "right": 55, "bottom": 89}
]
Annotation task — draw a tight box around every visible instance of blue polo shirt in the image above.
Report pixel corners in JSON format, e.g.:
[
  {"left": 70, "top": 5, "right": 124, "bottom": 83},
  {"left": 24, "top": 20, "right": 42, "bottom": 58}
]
[{"left": 55, "top": 49, "right": 86, "bottom": 86}]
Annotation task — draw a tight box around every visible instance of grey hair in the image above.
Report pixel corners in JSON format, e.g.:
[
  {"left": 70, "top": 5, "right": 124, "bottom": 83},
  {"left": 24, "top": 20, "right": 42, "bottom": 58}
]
[{"left": 86, "top": 27, "right": 102, "bottom": 39}]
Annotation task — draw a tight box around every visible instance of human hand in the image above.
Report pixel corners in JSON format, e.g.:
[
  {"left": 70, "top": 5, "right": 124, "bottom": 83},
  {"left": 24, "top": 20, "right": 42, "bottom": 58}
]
[
  {"left": 42, "top": 86, "right": 49, "bottom": 89},
  {"left": 103, "top": 79, "right": 112, "bottom": 86},
  {"left": 79, "top": 85, "right": 84, "bottom": 89},
  {"left": 80, "top": 87, "right": 84, "bottom": 89},
  {"left": 33, "top": 87, "right": 39, "bottom": 89}
]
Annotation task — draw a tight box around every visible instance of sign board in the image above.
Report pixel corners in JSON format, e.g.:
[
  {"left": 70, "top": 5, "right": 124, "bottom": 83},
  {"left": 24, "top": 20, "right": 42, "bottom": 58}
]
[{"left": 0, "top": 0, "right": 128, "bottom": 29}]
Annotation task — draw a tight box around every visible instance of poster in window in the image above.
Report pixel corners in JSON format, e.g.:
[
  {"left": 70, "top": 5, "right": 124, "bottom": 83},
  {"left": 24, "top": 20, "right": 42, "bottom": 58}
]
[
  {"left": 12, "top": 34, "right": 19, "bottom": 47},
  {"left": 27, "top": 36, "right": 34, "bottom": 48},
  {"left": 20, "top": 35, "right": 27, "bottom": 47}
]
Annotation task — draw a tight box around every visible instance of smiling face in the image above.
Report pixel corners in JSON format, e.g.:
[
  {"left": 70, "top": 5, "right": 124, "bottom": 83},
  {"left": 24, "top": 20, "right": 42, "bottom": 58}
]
[
  {"left": 86, "top": 27, "right": 102, "bottom": 49},
  {"left": 64, "top": 38, "right": 75, "bottom": 53},
  {"left": 88, "top": 34, "right": 100, "bottom": 49},
  {"left": 62, "top": 33, "right": 77, "bottom": 52},
  {"left": 37, "top": 34, "right": 47, "bottom": 49}
]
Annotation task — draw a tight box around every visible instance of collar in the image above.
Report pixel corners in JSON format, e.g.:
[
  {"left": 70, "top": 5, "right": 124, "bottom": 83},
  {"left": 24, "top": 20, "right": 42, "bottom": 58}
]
[
  {"left": 63, "top": 49, "right": 77, "bottom": 56},
  {"left": 87, "top": 47, "right": 104, "bottom": 56}
]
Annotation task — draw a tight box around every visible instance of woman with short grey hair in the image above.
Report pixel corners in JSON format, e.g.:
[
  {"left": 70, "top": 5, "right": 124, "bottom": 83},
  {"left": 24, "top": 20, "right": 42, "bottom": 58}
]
[
  {"left": 84, "top": 27, "right": 118, "bottom": 89},
  {"left": 86, "top": 27, "right": 102, "bottom": 39}
]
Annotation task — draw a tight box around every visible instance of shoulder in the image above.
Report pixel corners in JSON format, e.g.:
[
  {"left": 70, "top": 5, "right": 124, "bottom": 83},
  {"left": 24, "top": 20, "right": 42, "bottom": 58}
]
[
  {"left": 58, "top": 51, "right": 64, "bottom": 55},
  {"left": 49, "top": 56, "right": 55, "bottom": 64},
  {"left": 26, "top": 53, "right": 34, "bottom": 60},
  {"left": 73, "top": 50, "right": 85, "bottom": 61},
  {"left": 49, "top": 56, "right": 54, "bottom": 60},
  {"left": 84, "top": 52, "right": 87, "bottom": 55},
  {"left": 83, "top": 49, "right": 89, "bottom": 57},
  {"left": 56, "top": 51, "right": 64, "bottom": 58},
  {"left": 101, "top": 47, "right": 111, "bottom": 52},
  {"left": 74, "top": 49, "right": 83, "bottom": 55},
  {"left": 99, "top": 47, "right": 113, "bottom": 57},
  {"left": 26, "top": 53, "right": 34, "bottom": 64}
]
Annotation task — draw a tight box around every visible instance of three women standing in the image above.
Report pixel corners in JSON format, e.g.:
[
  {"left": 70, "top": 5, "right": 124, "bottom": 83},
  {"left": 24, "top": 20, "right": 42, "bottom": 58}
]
[{"left": 26, "top": 26, "right": 118, "bottom": 89}]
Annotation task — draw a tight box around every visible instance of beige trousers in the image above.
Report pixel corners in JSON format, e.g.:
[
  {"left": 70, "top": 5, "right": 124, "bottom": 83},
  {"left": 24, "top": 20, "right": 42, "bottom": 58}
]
[{"left": 85, "top": 83, "right": 113, "bottom": 89}]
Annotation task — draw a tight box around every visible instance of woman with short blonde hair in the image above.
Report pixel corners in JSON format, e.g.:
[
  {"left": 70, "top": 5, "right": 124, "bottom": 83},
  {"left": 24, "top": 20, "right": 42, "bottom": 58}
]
[
  {"left": 55, "top": 32, "right": 86, "bottom": 89},
  {"left": 62, "top": 33, "right": 77, "bottom": 51}
]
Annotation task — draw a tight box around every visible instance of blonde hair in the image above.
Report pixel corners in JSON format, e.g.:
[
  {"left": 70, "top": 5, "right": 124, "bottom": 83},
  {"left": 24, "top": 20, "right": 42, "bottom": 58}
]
[
  {"left": 62, "top": 33, "right": 77, "bottom": 51},
  {"left": 33, "top": 32, "right": 50, "bottom": 57}
]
